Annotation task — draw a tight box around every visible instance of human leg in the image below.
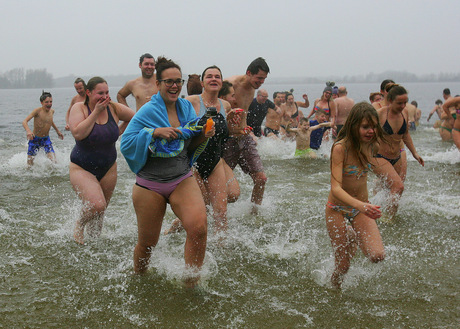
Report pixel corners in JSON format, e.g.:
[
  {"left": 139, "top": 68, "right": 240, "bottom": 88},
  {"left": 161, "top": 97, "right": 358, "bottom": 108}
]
[
  {"left": 372, "top": 157, "right": 404, "bottom": 220},
  {"left": 69, "top": 163, "right": 113, "bottom": 244},
  {"left": 223, "top": 159, "right": 240, "bottom": 203},
  {"left": 204, "top": 160, "right": 228, "bottom": 232},
  {"left": 132, "top": 184, "right": 167, "bottom": 273},
  {"left": 86, "top": 163, "right": 117, "bottom": 238},
  {"left": 352, "top": 213, "right": 385, "bottom": 263},
  {"left": 325, "top": 206, "right": 354, "bottom": 289},
  {"left": 169, "top": 177, "right": 207, "bottom": 283}
]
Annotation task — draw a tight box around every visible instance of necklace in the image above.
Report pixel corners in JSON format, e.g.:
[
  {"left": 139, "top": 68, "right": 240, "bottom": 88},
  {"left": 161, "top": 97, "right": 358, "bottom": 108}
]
[{"left": 202, "top": 94, "right": 218, "bottom": 108}]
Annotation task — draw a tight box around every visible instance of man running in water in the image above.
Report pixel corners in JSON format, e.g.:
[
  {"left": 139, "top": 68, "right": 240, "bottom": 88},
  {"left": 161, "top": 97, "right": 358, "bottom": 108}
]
[{"left": 223, "top": 57, "right": 270, "bottom": 214}]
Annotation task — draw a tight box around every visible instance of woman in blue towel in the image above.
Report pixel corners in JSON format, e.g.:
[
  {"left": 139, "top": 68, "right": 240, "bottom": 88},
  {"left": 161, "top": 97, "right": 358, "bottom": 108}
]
[{"left": 120, "top": 57, "right": 215, "bottom": 287}]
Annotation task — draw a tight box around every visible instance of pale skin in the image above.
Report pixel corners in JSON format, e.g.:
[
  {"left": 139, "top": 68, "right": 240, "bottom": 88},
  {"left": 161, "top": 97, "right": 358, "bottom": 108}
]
[
  {"left": 280, "top": 94, "right": 304, "bottom": 139},
  {"left": 69, "top": 82, "right": 134, "bottom": 245},
  {"left": 22, "top": 96, "right": 64, "bottom": 166},
  {"left": 376, "top": 94, "right": 424, "bottom": 220},
  {"left": 442, "top": 96, "right": 460, "bottom": 150},
  {"left": 226, "top": 69, "right": 269, "bottom": 210},
  {"left": 306, "top": 91, "right": 337, "bottom": 128},
  {"left": 132, "top": 68, "right": 214, "bottom": 287},
  {"left": 286, "top": 120, "right": 330, "bottom": 158},
  {"left": 334, "top": 88, "right": 355, "bottom": 126},
  {"left": 406, "top": 102, "right": 417, "bottom": 126},
  {"left": 326, "top": 119, "right": 385, "bottom": 289},
  {"left": 65, "top": 81, "right": 86, "bottom": 130},
  {"left": 166, "top": 67, "right": 240, "bottom": 234},
  {"left": 117, "top": 57, "right": 158, "bottom": 110},
  {"left": 264, "top": 106, "right": 283, "bottom": 138}
]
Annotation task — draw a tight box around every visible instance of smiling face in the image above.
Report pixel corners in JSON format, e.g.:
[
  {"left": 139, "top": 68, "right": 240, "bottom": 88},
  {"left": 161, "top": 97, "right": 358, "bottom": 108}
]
[
  {"left": 41, "top": 97, "right": 52, "bottom": 110},
  {"left": 202, "top": 68, "right": 222, "bottom": 93},
  {"left": 87, "top": 82, "right": 109, "bottom": 105},
  {"left": 389, "top": 94, "right": 408, "bottom": 112},
  {"left": 359, "top": 118, "right": 376, "bottom": 143},
  {"left": 247, "top": 69, "right": 267, "bottom": 89},
  {"left": 286, "top": 94, "right": 294, "bottom": 105},
  {"left": 74, "top": 82, "right": 86, "bottom": 97},
  {"left": 157, "top": 68, "right": 182, "bottom": 104},
  {"left": 140, "top": 57, "right": 155, "bottom": 78}
]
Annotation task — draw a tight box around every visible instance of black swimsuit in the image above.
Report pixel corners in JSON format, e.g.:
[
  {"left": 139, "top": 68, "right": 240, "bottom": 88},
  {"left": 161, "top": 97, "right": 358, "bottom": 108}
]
[
  {"left": 375, "top": 109, "right": 407, "bottom": 165},
  {"left": 70, "top": 105, "right": 119, "bottom": 181}
]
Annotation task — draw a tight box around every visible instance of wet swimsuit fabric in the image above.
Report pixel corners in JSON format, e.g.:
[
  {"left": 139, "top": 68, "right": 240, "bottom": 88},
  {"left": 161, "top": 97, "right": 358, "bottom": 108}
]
[{"left": 70, "top": 105, "right": 119, "bottom": 181}]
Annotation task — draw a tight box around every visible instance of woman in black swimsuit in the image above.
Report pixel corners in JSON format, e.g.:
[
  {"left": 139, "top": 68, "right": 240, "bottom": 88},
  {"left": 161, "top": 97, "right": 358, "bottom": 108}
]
[
  {"left": 69, "top": 77, "right": 134, "bottom": 244},
  {"left": 372, "top": 83, "right": 424, "bottom": 221}
]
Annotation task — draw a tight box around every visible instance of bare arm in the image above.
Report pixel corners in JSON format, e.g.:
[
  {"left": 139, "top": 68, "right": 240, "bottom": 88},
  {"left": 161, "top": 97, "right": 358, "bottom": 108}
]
[
  {"left": 296, "top": 94, "right": 310, "bottom": 108},
  {"left": 22, "top": 109, "right": 38, "bottom": 139},
  {"left": 442, "top": 96, "right": 460, "bottom": 119},
  {"left": 116, "top": 82, "right": 133, "bottom": 107},
  {"left": 306, "top": 100, "right": 318, "bottom": 119},
  {"left": 70, "top": 98, "right": 111, "bottom": 141},
  {"left": 330, "top": 144, "right": 380, "bottom": 218},
  {"left": 329, "top": 100, "right": 337, "bottom": 128}
]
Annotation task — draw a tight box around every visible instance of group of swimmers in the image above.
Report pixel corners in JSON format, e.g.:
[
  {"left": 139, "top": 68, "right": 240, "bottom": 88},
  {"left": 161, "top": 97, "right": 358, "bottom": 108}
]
[{"left": 21, "top": 53, "right": 458, "bottom": 288}]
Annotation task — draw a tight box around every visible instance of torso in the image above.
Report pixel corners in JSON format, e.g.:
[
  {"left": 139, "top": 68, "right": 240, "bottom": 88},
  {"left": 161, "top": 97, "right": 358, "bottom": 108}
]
[
  {"left": 377, "top": 106, "right": 407, "bottom": 157},
  {"left": 33, "top": 108, "right": 55, "bottom": 137},
  {"left": 131, "top": 77, "right": 159, "bottom": 110}
]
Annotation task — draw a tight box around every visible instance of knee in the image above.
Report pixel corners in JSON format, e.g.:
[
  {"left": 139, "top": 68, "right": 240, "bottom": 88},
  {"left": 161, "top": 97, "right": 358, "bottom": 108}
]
[
  {"left": 227, "top": 191, "right": 240, "bottom": 203},
  {"left": 187, "top": 218, "right": 207, "bottom": 241},
  {"left": 393, "top": 180, "right": 404, "bottom": 195},
  {"left": 84, "top": 199, "right": 107, "bottom": 216}
]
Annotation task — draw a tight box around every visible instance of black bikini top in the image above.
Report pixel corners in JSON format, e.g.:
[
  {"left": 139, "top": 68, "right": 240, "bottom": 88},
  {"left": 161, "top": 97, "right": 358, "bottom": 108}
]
[{"left": 383, "top": 109, "right": 407, "bottom": 135}]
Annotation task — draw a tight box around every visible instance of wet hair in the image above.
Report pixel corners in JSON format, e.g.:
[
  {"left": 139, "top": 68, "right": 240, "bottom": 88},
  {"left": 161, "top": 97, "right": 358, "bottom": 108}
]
[
  {"left": 443, "top": 88, "right": 451, "bottom": 95},
  {"left": 273, "top": 91, "right": 279, "bottom": 99},
  {"left": 285, "top": 92, "right": 293, "bottom": 100},
  {"left": 411, "top": 100, "right": 418, "bottom": 107},
  {"left": 218, "top": 80, "right": 233, "bottom": 98},
  {"left": 300, "top": 117, "right": 309, "bottom": 124},
  {"left": 201, "top": 65, "right": 222, "bottom": 81},
  {"left": 369, "top": 92, "right": 382, "bottom": 103},
  {"left": 385, "top": 83, "right": 408, "bottom": 102},
  {"left": 40, "top": 90, "right": 52, "bottom": 102},
  {"left": 246, "top": 57, "right": 270, "bottom": 75},
  {"left": 74, "top": 77, "right": 87, "bottom": 91},
  {"left": 84, "top": 76, "right": 107, "bottom": 105},
  {"left": 139, "top": 53, "right": 155, "bottom": 65},
  {"left": 155, "top": 56, "right": 181, "bottom": 81},
  {"left": 435, "top": 99, "right": 443, "bottom": 105},
  {"left": 333, "top": 102, "right": 385, "bottom": 169},
  {"left": 380, "top": 79, "right": 395, "bottom": 92}
]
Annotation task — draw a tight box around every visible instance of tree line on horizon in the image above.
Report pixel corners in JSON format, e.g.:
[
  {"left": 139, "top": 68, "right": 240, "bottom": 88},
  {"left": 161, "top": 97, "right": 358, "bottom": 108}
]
[
  {"left": 0, "top": 68, "right": 53, "bottom": 89},
  {"left": 1, "top": 67, "right": 460, "bottom": 89}
]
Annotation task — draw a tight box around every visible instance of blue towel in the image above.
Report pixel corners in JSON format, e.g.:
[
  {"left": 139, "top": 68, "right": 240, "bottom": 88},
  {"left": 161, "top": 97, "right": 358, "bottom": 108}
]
[{"left": 120, "top": 93, "right": 207, "bottom": 174}]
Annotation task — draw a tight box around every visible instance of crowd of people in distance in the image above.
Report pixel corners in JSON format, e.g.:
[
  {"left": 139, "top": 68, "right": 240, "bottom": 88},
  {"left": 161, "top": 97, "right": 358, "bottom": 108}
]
[{"left": 21, "top": 53, "right": 459, "bottom": 289}]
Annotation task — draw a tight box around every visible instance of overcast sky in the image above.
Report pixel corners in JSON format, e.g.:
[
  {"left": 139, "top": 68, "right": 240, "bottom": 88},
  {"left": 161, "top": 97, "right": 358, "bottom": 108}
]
[{"left": 1, "top": 0, "right": 459, "bottom": 79}]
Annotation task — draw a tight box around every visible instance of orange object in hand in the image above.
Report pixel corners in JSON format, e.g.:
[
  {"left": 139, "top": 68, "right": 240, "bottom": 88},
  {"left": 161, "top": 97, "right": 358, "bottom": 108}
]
[{"left": 205, "top": 117, "right": 214, "bottom": 133}]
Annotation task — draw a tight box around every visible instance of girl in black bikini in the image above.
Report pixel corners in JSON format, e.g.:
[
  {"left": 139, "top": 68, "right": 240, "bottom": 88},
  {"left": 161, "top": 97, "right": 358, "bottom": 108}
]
[{"left": 373, "top": 83, "right": 424, "bottom": 221}]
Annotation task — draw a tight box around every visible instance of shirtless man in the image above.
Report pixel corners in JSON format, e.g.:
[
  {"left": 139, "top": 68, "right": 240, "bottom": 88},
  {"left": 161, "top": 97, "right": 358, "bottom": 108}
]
[
  {"left": 334, "top": 86, "right": 354, "bottom": 135},
  {"left": 223, "top": 57, "right": 270, "bottom": 213},
  {"left": 65, "top": 78, "right": 86, "bottom": 130},
  {"left": 117, "top": 53, "right": 158, "bottom": 110},
  {"left": 406, "top": 101, "right": 418, "bottom": 131}
]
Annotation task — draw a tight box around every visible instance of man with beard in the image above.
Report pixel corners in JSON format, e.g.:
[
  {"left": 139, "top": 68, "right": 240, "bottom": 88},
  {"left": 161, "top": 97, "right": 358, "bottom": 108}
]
[
  {"left": 117, "top": 53, "right": 158, "bottom": 110},
  {"left": 65, "top": 78, "right": 86, "bottom": 130}
]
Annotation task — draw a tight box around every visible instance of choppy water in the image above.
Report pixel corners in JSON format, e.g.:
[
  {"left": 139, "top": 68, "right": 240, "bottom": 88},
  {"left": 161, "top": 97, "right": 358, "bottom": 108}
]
[{"left": 0, "top": 82, "right": 459, "bottom": 328}]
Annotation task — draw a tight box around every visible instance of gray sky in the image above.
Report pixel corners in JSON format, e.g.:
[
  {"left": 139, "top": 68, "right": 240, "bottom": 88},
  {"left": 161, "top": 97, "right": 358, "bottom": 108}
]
[{"left": 1, "top": 0, "right": 459, "bottom": 79}]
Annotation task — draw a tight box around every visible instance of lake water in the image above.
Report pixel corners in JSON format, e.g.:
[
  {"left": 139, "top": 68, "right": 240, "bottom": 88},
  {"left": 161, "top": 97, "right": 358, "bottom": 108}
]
[{"left": 0, "top": 82, "right": 459, "bottom": 328}]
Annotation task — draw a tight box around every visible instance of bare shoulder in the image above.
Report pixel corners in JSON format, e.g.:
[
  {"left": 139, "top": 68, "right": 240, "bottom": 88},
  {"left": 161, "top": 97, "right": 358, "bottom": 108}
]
[
  {"left": 220, "top": 98, "right": 231, "bottom": 111},
  {"left": 226, "top": 75, "right": 241, "bottom": 85}
]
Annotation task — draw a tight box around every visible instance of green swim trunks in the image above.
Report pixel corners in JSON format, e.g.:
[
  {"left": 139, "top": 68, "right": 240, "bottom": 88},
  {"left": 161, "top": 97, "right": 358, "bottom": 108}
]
[{"left": 294, "top": 148, "right": 316, "bottom": 157}]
